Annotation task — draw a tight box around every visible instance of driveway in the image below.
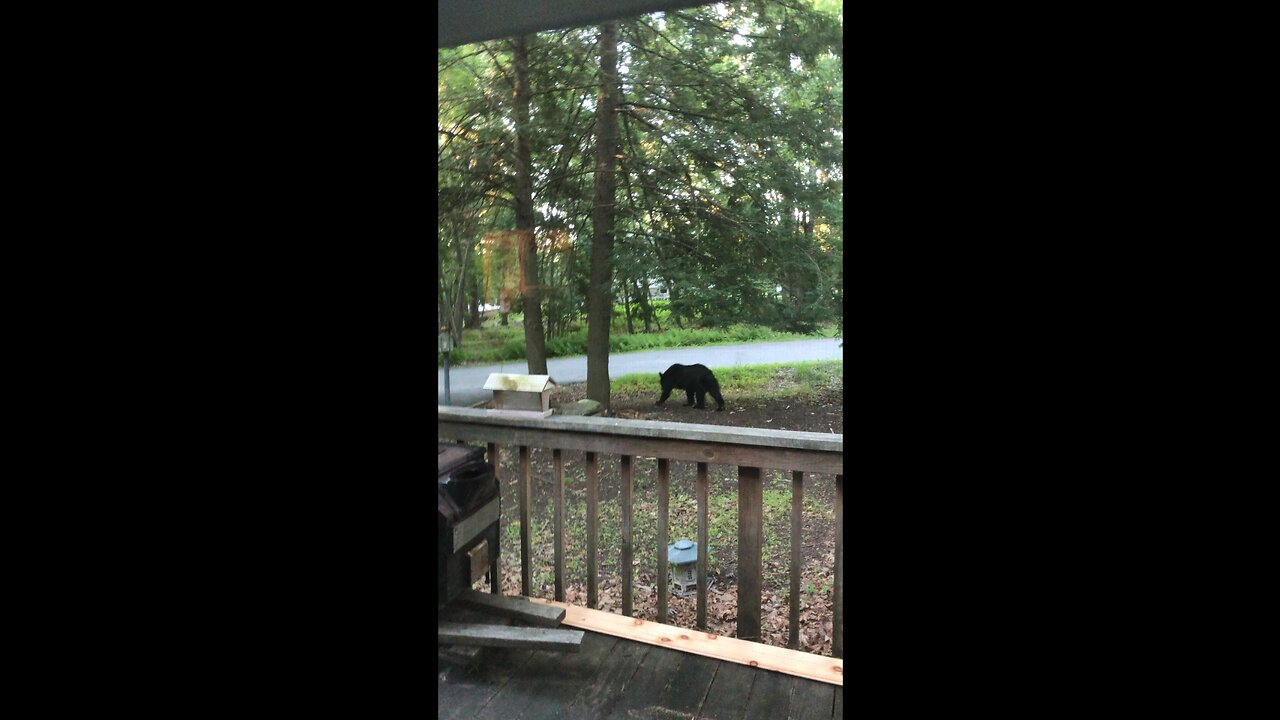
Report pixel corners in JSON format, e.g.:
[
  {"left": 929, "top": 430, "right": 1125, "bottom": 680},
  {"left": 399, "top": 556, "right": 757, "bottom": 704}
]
[{"left": 439, "top": 337, "right": 843, "bottom": 407}]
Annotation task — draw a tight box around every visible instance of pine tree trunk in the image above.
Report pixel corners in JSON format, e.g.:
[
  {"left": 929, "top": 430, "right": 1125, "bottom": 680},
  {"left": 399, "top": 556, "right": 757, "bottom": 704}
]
[
  {"left": 586, "top": 22, "right": 619, "bottom": 410},
  {"left": 451, "top": 233, "right": 471, "bottom": 348},
  {"left": 512, "top": 35, "right": 548, "bottom": 374}
]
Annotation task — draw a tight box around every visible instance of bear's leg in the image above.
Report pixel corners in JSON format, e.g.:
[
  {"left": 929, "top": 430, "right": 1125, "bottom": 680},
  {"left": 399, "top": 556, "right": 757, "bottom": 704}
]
[
  {"left": 684, "top": 389, "right": 695, "bottom": 406},
  {"left": 657, "top": 387, "right": 672, "bottom": 406},
  {"left": 708, "top": 386, "right": 725, "bottom": 411},
  {"left": 695, "top": 390, "right": 706, "bottom": 409}
]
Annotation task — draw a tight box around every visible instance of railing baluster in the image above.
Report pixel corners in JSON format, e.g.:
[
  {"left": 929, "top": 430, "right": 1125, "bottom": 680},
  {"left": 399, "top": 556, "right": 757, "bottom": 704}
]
[
  {"left": 621, "top": 454, "right": 634, "bottom": 617},
  {"left": 833, "top": 473, "right": 843, "bottom": 658},
  {"left": 553, "top": 448, "right": 565, "bottom": 602},
  {"left": 696, "top": 461, "right": 708, "bottom": 630},
  {"left": 657, "top": 458, "right": 670, "bottom": 623},
  {"left": 790, "top": 470, "right": 803, "bottom": 649},
  {"left": 738, "top": 465, "right": 763, "bottom": 642},
  {"left": 519, "top": 445, "right": 532, "bottom": 598},
  {"left": 586, "top": 451, "right": 599, "bottom": 609},
  {"left": 487, "top": 442, "right": 501, "bottom": 594}
]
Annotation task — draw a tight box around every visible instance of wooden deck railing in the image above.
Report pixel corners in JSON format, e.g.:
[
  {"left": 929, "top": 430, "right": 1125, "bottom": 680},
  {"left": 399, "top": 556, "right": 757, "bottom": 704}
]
[{"left": 438, "top": 406, "right": 844, "bottom": 658}]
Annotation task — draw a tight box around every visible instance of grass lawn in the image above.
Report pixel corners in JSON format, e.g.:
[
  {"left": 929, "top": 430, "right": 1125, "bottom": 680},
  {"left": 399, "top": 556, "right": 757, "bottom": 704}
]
[{"left": 440, "top": 314, "right": 839, "bottom": 367}]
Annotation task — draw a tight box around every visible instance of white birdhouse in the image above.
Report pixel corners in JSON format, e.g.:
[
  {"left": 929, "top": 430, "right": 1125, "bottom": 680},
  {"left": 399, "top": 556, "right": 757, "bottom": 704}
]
[{"left": 483, "top": 373, "right": 556, "bottom": 417}]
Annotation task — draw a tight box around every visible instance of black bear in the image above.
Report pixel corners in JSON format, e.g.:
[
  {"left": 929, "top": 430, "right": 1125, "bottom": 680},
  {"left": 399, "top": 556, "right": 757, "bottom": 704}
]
[{"left": 656, "top": 363, "right": 725, "bottom": 411}]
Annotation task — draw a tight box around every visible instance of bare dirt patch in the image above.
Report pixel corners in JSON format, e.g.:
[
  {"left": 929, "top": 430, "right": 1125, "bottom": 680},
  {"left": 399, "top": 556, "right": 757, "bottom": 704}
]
[{"left": 557, "top": 377, "right": 844, "bottom": 435}]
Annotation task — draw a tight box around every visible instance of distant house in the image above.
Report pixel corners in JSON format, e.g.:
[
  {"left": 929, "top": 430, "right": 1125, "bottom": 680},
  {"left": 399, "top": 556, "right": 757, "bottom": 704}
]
[{"left": 617, "top": 278, "right": 669, "bottom": 303}]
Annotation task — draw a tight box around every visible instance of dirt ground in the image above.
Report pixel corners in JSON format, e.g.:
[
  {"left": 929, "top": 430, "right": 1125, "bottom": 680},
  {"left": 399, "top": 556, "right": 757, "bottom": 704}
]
[
  {"left": 556, "top": 367, "right": 844, "bottom": 435},
  {"left": 474, "top": 372, "right": 843, "bottom": 656}
]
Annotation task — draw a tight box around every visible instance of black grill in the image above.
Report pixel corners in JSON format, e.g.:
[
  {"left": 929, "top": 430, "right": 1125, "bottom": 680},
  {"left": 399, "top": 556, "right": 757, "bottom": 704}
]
[{"left": 438, "top": 443, "right": 500, "bottom": 608}]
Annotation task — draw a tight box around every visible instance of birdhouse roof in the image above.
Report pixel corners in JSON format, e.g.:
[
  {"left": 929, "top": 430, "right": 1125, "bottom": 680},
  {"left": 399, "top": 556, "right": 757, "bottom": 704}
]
[
  {"left": 667, "top": 539, "right": 705, "bottom": 565},
  {"left": 483, "top": 373, "right": 557, "bottom": 392}
]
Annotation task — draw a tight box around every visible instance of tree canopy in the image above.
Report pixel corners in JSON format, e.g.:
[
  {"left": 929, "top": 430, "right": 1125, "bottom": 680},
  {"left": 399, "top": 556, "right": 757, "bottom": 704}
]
[{"left": 438, "top": 0, "right": 843, "bottom": 350}]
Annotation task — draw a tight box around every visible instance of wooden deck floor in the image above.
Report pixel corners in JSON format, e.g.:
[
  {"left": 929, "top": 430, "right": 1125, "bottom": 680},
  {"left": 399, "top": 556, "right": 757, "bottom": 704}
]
[{"left": 438, "top": 628, "right": 843, "bottom": 720}]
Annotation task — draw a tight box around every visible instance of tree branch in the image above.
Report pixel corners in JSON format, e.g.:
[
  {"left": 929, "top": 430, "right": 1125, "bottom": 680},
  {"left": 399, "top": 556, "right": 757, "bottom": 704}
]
[
  {"left": 618, "top": 101, "right": 729, "bottom": 124},
  {"left": 669, "top": 10, "right": 773, "bottom": 39}
]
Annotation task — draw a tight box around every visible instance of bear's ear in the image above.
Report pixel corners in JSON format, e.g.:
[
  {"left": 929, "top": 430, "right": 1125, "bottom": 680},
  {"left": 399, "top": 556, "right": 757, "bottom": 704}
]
[{"left": 658, "top": 371, "right": 664, "bottom": 378}]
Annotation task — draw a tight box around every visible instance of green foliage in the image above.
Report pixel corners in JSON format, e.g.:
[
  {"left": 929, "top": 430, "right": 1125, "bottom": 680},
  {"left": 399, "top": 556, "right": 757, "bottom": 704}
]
[
  {"left": 467, "top": 324, "right": 525, "bottom": 347},
  {"left": 439, "top": 321, "right": 834, "bottom": 367},
  {"left": 439, "top": 1, "right": 842, "bottom": 342}
]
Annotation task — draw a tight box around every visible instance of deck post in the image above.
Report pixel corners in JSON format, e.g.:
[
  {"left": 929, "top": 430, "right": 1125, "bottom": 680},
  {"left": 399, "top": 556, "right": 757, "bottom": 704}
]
[
  {"left": 789, "top": 470, "right": 803, "bottom": 648},
  {"left": 487, "top": 442, "right": 501, "bottom": 593},
  {"left": 657, "top": 458, "right": 670, "bottom": 623},
  {"left": 553, "top": 448, "right": 565, "bottom": 602},
  {"left": 737, "top": 465, "right": 763, "bottom": 642},
  {"left": 586, "top": 451, "right": 599, "bottom": 609},
  {"left": 697, "top": 461, "right": 709, "bottom": 630},
  {"left": 833, "top": 473, "right": 843, "bottom": 658},
  {"left": 519, "top": 445, "right": 532, "bottom": 597},
  {"left": 621, "top": 454, "right": 634, "bottom": 617}
]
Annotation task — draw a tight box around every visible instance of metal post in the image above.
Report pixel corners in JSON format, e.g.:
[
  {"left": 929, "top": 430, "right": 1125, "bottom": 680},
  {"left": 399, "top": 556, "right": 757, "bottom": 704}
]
[
  {"left": 443, "top": 351, "right": 451, "bottom": 405},
  {"left": 439, "top": 330, "right": 454, "bottom": 406}
]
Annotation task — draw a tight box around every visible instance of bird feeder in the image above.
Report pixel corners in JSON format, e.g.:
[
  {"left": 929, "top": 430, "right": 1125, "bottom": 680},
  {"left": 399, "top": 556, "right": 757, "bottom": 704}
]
[
  {"left": 666, "top": 539, "right": 711, "bottom": 597},
  {"left": 483, "top": 373, "right": 556, "bottom": 417}
]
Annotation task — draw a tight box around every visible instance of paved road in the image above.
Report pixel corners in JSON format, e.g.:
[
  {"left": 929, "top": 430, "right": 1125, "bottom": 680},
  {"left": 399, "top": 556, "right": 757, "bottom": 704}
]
[{"left": 438, "top": 337, "right": 844, "bottom": 407}]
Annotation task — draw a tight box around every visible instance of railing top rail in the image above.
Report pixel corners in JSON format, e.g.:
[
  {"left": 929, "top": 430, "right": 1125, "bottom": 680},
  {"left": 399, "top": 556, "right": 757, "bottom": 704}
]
[{"left": 438, "top": 406, "right": 842, "bottom": 453}]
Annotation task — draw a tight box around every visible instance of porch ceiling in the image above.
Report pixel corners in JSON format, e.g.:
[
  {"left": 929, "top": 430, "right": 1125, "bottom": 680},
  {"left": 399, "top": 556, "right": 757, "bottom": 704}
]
[{"left": 439, "top": 0, "right": 714, "bottom": 49}]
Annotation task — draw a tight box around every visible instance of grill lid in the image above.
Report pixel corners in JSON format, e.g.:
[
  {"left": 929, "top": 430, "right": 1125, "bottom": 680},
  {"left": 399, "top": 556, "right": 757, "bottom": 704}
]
[
  {"left": 439, "top": 444, "right": 483, "bottom": 477},
  {"left": 437, "top": 443, "right": 498, "bottom": 522}
]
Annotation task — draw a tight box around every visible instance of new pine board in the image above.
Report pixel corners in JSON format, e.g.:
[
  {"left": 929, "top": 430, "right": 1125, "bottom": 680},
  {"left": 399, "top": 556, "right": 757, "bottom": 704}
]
[{"left": 527, "top": 597, "right": 843, "bottom": 686}]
